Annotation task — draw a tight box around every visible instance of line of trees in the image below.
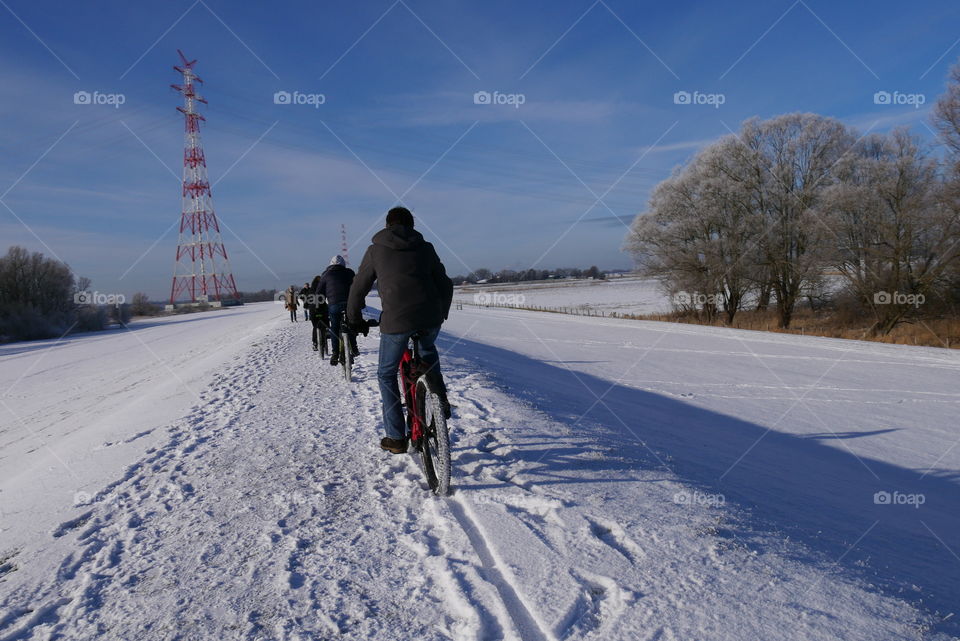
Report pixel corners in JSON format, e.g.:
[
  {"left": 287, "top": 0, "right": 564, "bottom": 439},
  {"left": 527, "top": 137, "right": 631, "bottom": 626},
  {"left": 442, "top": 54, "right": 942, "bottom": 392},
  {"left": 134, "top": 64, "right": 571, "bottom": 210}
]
[
  {"left": 625, "top": 65, "right": 960, "bottom": 335},
  {"left": 453, "top": 266, "right": 606, "bottom": 284},
  {"left": 0, "top": 246, "right": 131, "bottom": 342}
]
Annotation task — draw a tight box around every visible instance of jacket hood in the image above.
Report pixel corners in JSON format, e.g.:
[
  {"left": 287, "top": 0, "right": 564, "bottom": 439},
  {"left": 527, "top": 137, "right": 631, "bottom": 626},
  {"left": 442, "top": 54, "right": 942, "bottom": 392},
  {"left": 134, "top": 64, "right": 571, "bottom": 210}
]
[{"left": 372, "top": 225, "right": 424, "bottom": 251}]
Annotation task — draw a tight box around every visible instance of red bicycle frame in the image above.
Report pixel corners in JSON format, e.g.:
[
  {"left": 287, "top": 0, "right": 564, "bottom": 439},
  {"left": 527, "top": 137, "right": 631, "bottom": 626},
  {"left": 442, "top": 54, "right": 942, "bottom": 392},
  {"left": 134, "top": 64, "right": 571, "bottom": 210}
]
[{"left": 399, "top": 348, "right": 425, "bottom": 442}]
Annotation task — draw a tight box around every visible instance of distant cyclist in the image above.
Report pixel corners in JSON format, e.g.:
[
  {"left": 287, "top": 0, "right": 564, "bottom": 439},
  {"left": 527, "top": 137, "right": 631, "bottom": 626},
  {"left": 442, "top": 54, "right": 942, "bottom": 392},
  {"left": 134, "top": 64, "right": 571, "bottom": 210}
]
[
  {"left": 306, "top": 274, "right": 329, "bottom": 352},
  {"left": 317, "top": 255, "right": 358, "bottom": 366},
  {"left": 347, "top": 206, "right": 453, "bottom": 454}
]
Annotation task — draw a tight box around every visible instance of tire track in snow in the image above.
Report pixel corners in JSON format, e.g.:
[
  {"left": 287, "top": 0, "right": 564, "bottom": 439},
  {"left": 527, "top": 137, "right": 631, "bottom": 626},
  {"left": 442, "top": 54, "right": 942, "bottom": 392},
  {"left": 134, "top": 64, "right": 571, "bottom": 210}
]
[
  {"left": 426, "top": 356, "right": 667, "bottom": 640},
  {"left": 351, "top": 352, "right": 552, "bottom": 641},
  {"left": 445, "top": 497, "right": 553, "bottom": 641}
]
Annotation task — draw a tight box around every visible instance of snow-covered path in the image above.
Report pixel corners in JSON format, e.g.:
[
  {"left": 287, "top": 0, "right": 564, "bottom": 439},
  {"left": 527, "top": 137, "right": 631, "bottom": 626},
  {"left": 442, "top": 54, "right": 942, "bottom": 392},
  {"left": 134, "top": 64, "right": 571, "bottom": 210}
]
[
  {"left": 0, "top": 305, "right": 956, "bottom": 640},
  {"left": 0, "top": 303, "right": 283, "bottom": 545}
]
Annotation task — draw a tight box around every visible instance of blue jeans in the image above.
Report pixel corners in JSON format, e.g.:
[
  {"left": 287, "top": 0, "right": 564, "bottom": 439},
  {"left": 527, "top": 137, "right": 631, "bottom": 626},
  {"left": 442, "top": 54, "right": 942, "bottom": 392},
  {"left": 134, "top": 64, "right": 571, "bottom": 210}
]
[
  {"left": 378, "top": 326, "right": 442, "bottom": 440},
  {"left": 327, "top": 302, "right": 345, "bottom": 345}
]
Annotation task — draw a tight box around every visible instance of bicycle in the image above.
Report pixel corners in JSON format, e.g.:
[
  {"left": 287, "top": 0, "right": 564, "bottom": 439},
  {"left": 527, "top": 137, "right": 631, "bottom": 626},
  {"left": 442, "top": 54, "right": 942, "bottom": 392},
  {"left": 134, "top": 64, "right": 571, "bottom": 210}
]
[
  {"left": 337, "top": 310, "right": 358, "bottom": 382},
  {"left": 319, "top": 330, "right": 329, "bottom": 358},
  {"left": 310, "top": 308, "right": 329, "bottom": 358},
  {"left": 365, "top": 319, "right": 451, "bottom": 495},
  {"left": 318, "top": 323, "right": 329, "bottom": 359}
]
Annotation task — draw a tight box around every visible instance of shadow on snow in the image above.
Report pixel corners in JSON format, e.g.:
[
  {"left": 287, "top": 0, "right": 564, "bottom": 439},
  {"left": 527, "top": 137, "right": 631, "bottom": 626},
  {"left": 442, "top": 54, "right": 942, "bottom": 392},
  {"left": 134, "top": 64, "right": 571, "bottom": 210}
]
[{"left": 440, "top": 333, "right": 960, "bottom": 634}]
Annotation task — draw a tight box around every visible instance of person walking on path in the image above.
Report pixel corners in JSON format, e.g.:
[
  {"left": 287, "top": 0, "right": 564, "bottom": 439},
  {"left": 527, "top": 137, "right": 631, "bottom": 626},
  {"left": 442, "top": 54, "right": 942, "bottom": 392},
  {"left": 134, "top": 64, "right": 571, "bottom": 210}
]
[
  {"left": 284, "top": 285, "right": 299, "bottom": 322},
  {"left": 298, "top": 282, "right": 311, "bottom": 321}
]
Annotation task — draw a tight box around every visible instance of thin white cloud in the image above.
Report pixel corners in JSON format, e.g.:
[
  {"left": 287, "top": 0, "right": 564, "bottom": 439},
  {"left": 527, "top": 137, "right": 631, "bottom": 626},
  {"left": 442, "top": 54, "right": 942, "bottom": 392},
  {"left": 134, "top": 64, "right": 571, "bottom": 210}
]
[
  {"left": 843, "top": 105, "right": 934, "bottom": 133},
  {"left": 639, "top": 137, "right": 716, "bottom": 154},
  {"left": 357, "top": 90, "right": 621, "bottom": 128}
]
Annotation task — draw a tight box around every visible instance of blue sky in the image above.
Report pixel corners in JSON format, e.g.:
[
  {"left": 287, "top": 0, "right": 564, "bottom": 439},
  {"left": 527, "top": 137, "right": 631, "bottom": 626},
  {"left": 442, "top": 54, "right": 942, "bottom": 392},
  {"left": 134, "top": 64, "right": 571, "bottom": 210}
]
[{"left": 1, "top": 0, "right": 958, "bottom": 298}]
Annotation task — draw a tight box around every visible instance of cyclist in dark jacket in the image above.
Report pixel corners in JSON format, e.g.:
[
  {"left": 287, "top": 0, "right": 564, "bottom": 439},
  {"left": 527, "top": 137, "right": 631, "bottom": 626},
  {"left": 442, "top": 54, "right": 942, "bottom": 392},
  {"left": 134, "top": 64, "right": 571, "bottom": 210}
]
[
  {"left": 306, "top": 274, "right": 329, "bottom": 352},
  {"left": 317, "top": 255, "right": 357, "bottom": 365},
  {"left": 347, "top": 206, "right": 453, "bottom": 454}
]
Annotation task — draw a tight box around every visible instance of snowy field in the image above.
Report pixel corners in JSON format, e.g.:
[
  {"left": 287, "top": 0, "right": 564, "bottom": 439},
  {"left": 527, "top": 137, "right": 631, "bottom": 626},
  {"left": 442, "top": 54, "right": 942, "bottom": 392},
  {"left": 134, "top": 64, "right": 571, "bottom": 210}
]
[
  {"left": 454, "top": 276, "right": 671, "bottom": 316},
  {"left": 1, "top": 301, "right": 958, "bottom": 640}
]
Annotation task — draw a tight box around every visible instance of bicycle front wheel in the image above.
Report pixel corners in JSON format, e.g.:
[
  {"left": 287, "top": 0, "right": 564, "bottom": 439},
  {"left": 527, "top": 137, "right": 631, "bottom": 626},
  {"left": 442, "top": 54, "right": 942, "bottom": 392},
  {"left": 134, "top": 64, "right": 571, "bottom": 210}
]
[{"left": 415, "top": 377, "right": 451, "bottom": 495}]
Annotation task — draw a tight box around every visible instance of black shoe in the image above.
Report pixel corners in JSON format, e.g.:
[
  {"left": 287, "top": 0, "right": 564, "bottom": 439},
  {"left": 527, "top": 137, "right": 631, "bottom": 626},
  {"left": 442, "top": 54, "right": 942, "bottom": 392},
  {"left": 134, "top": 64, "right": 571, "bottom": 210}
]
[
  {"left": 330, "top": 353, "right": 339, "bottom": 366},
  {"left": 312, "top": 344, "right": 318, "bottom": 351},
  {"left": 380, "top": 437, "right": 408, "bottom": 454}
]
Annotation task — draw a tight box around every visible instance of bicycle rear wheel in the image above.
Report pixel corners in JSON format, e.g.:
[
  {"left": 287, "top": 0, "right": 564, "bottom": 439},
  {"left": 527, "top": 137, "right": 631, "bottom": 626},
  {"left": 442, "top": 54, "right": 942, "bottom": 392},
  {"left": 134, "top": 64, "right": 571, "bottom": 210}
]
[
  {"left": 316, "top": 323, "right": 328, "bottom": 358},
  {"left": 341, "top": 334, "right": 352, "bottom": 382},
  {"left": 415, "top": 377, "right": 451, "bottom": 495}
]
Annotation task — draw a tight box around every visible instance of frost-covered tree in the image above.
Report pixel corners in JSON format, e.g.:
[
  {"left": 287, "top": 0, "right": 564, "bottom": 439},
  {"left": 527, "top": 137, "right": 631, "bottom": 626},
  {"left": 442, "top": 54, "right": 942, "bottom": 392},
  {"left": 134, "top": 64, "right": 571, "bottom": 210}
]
[
  {"left": 931, "top": 59, "right": 960, "bottom": 313},
  {"left": 629, "top": 113, "right": 857, "bottom": 327},
  {"left": 748, "top": 114, "right": 855, "bottom": 327},
  {"left": 933, "top": 60, "right": 960, "bottom": 159},
  {"left": 625, "top": 136, "right": 763, "bottom": 324},
  {"left": 824, "top": 129, "right": 960, "bottom": 334}
]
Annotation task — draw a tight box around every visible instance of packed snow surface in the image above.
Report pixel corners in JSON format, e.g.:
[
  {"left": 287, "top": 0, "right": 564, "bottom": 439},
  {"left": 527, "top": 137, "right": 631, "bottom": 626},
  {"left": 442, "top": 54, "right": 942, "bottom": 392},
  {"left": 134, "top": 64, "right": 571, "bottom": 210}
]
[
  {"left": 454, "top": 276, "right": 671, "bottom": 316},
  {"left": 1, "top": 301, "right": 957, "bottom": 640}
]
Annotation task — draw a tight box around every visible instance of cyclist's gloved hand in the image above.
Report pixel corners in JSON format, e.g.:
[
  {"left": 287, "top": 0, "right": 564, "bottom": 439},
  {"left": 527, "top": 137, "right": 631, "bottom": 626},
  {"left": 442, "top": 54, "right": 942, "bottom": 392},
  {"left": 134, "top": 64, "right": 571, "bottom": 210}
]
[{"left": 349, "top": 318, "right": 370, "bottom": 336}]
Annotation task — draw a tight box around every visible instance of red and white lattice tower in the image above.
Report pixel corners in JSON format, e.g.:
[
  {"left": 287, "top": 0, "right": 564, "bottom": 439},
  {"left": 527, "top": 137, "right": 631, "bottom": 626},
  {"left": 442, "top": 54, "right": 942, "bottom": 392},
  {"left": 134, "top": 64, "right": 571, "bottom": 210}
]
[
  {"left": 340, "top": 223, "right": 349, "bottom": 266},
  {"left": 169, "top": 50, "right": 240, "bottom": 304}
]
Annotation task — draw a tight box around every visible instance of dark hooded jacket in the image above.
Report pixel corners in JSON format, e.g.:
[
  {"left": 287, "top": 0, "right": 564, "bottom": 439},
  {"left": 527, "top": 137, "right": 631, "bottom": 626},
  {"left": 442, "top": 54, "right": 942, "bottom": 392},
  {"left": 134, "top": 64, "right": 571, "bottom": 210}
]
[
  {"left": 316, "top": 264, "right": 355, "bottom": 306},
  {"left": 347, "top": 225, "right": 453, "bottom": 334}
]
